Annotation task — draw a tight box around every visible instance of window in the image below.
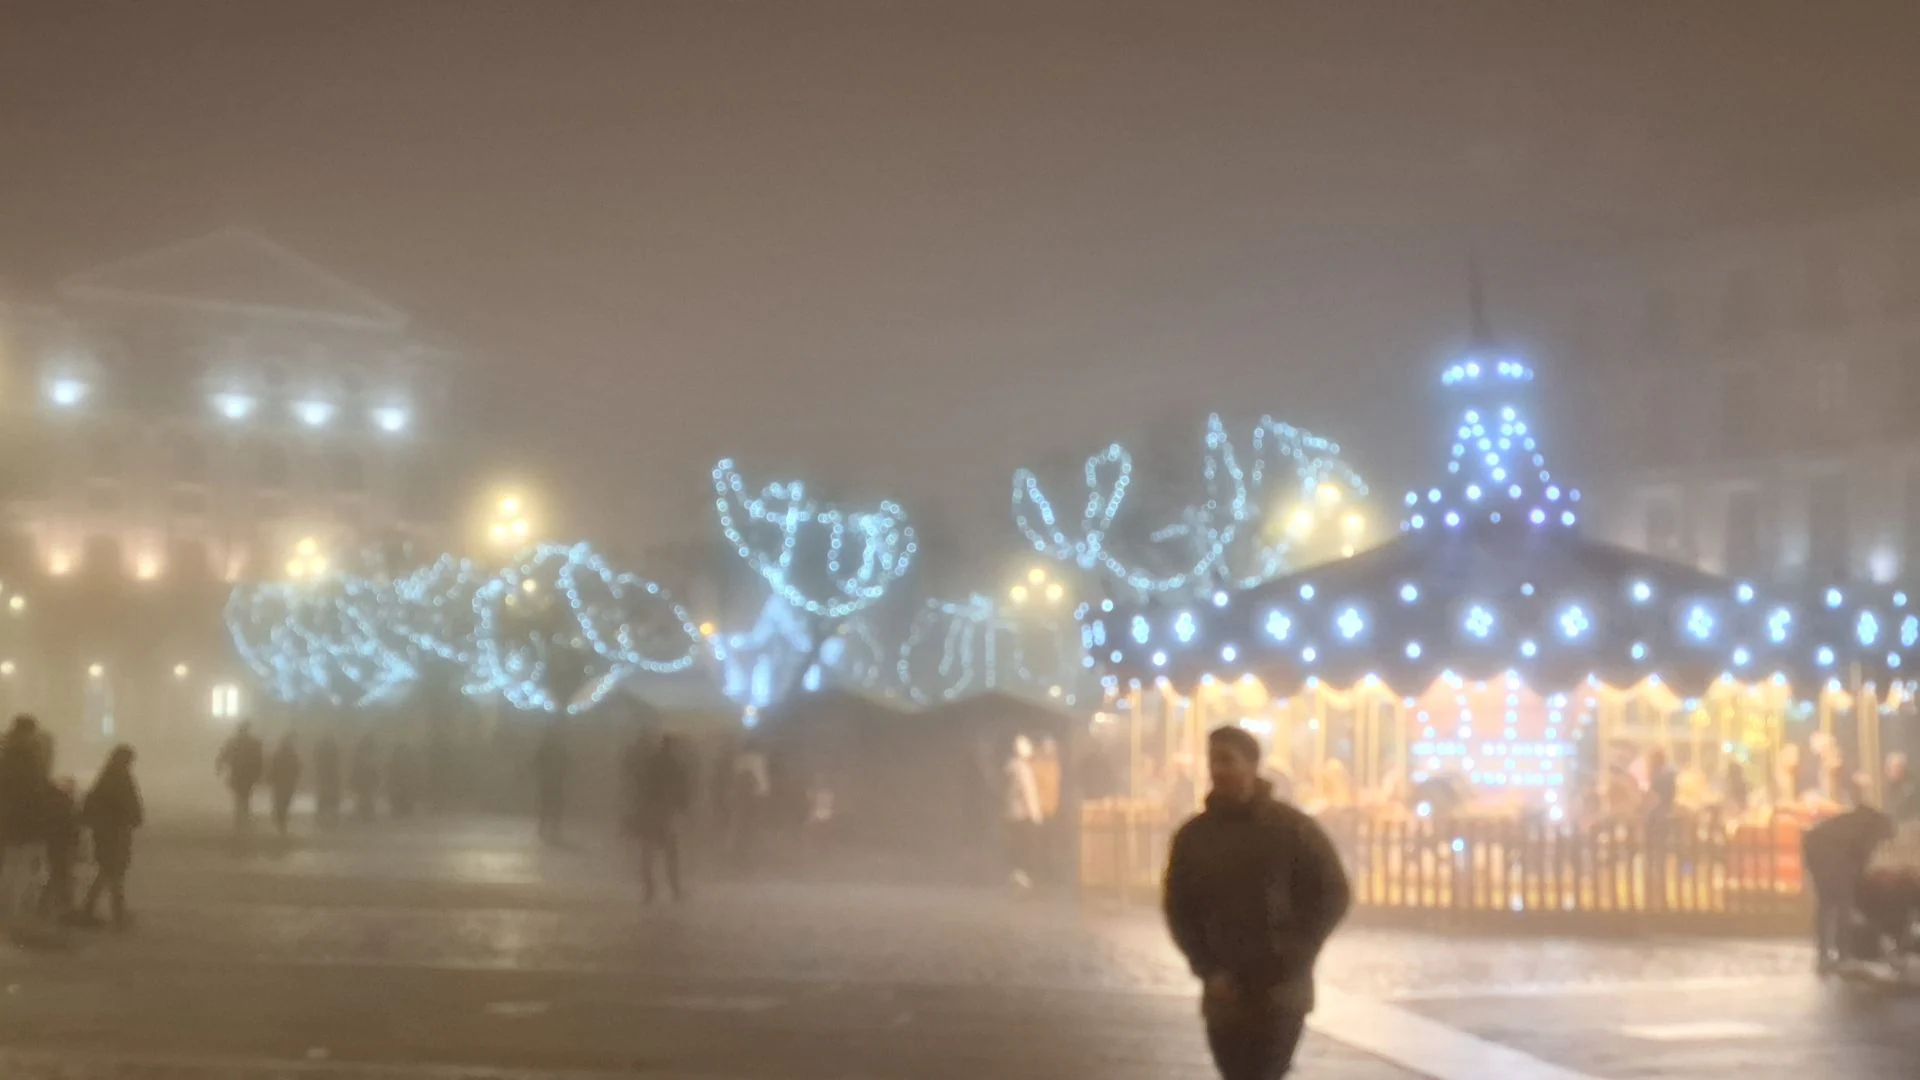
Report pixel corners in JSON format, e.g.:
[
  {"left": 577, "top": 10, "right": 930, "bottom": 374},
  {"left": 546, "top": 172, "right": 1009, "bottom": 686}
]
[
  {"left": 1724, "top": 489, "right": 1764, "bottom": 579},
  {"left": 1646, "top": 497, "right": 1683, "bottom": 558},
  {"left": 1808, "top": 473, "right": 1850, "bottom": 578}
]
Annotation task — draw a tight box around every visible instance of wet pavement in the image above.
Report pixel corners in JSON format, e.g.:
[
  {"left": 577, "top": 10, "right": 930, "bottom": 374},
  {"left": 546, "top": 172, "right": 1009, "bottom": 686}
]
[{"left": 3, "top": 816, "right": 1913, "bottom": 1079}]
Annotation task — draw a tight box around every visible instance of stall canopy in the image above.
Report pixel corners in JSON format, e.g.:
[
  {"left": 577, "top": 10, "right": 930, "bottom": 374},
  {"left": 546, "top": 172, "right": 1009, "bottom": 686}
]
[{"left": 1089, "top": 357, "right": 1920, "bottom": 700}]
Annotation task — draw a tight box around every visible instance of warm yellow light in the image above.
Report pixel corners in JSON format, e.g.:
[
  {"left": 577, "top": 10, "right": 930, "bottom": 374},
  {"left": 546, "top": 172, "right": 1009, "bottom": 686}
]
[
  {"left": 135, "top": 554, "right": 163, "bottom": 581},
  {"left": 173, "top": 663, "right": 190, "bottom": 679},
  {"left": 296, "top": 537, "right": 319, "bottom": 558},
  {"left": 1339, "top": 544, "right": 1356, "bottom": 558},
  {"left": 520, "top": 578, "right": 538, "bottom": 594},
  {"left": 0, "top": 660, "right": 13, "bottom": 677},
  {"left": 311, "top": 557, "right": 328, "bottom": 577},
  {"left": 1044, "top": 582, "right": 1065, "bottom": 603},
  {"left": 698, "top": 621, "right": 717, "bottom": 637},
  {"left": 1286, "top": 508, "right": 1317, "bottom": 540},
  {"left": 488, "top": 521, "right": 511, "bottom": 544},
  {"left": 1026, "top": 567, "right": 1047, "bottom": 586},
  {"left": 1009, "top": 584, "right": 1029, "bottom": 604},
  {"left": 48, "top": 551, "right": 72, "bottom": 576},
  {"left": 286, "top": 558, "right": 304, "bottom": 578},
  {"left": 510, "top": 519, "right": 530, "bottom": 539},
  {"left": 87, "top": 663, "right": 104, "bottom": 678},
  {"left": 7, "top": 595, "right": 23, "bottom": 613},
  {"left": 1342, "top": 512, "right": 1365, "bottom": 536},
  {"left": 498, "top": 495, "right": 522, "bottom": 518},
  {"left": 1316, "top": 483, "right": 1343, "bottom": 507}
]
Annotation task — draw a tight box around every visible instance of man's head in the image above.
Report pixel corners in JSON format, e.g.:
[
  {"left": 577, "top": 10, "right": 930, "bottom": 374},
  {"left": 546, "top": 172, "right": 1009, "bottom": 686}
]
[
  {"left": 1889, "top": 753, "right": 1909, "bottom": 782},
  {"left": 1207, "top": 725, "right": 1262, "bottom": 803}
]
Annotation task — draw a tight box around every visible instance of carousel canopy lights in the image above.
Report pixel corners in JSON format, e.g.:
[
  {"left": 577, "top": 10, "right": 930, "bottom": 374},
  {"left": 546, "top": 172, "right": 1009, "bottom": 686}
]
[{"left": 1265, "top": 610, "right": 1292, "bottom": 641}]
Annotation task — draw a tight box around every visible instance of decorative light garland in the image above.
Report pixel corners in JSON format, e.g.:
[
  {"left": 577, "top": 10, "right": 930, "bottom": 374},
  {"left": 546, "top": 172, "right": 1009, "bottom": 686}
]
[{"left": 713, "top": 458, "right": 918, "bottom": 620}]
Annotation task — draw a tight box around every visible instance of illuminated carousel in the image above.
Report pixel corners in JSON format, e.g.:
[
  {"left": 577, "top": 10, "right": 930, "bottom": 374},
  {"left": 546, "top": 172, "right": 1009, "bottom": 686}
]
[{"left": 1088, "top": 356, "right": 1917, "bottom": 830}]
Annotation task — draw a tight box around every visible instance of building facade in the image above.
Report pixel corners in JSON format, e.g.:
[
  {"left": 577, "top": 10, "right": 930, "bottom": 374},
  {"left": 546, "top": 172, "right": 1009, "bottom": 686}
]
[
  {"left": 1520, "top": 202, "right": 1920, "bottom": 589},
  {"left": 0, "top": 229, "right": 461, "bottom": 760}
]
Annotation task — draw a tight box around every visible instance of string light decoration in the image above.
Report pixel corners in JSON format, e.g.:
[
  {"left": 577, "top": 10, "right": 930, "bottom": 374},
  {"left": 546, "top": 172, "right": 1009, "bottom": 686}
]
[
  {"left": 1011, "top": 414, "right": 1371, "bottom": 598},
  {"left": 891, "top": 594, "right": 1086, "bottom": 706},
  {"left": 465, "top": 542, "right": 703, "bottom": 714},
  {"left": 713, "top": 459, "right": 918, "bottom": 620},
  {"left": 227, "top": 542, "right": 702, "bottom": 715},
  {"left": 226, "top": 575, "right": 419, "bottom": 709}
]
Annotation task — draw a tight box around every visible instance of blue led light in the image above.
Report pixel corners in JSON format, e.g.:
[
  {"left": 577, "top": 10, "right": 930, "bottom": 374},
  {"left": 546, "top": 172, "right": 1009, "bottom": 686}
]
[{"left": 1265, "top": 610, "right": 1292, "bottom": 642}]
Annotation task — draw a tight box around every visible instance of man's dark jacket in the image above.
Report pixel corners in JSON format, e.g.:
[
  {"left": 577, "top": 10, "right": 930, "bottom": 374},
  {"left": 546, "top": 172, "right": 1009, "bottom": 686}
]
[{"left": 1164, "top": 781, "right": 1351, "bottom": 1014}]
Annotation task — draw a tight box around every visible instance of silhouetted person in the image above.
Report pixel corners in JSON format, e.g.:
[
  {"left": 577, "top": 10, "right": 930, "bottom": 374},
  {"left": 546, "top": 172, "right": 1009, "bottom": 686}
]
[
  {"left": 533, "top": 727, "right": 569, "bottom": 844},
  {"left": 1166, "top": 726, "right": 1351, "bottom": 1080},
  {"left": 268, "top": 735, "right": 301, "bottom": 836},
  {"left": 40, "top": 777, "right": 80, "bottom": 919},
  {"left": 388, "top": 740, "right": 421, "bottom": 819},
  {"left": 629, "top": 733, "right": 691, "bottom": 902},
  {"left": 0, "top": 714, "right": 52, "bottom": 920},
  {"left": 1004, "top": 735, "right": 1042, "bottom": 889},
  {"left": 216, "top": 720, "right": 266, "bottom": 832},
  {"left": 351, "top": 733, "right": 381, "bottom": 821},
  {"left": 79, "top": 745, "right": 143, "bottom": 931},
  {"left": 313, "top": 733, "right": 343, "bottom": 827},
  {"left": 1804, "top": 791, "right": 1894, "bottom": 974},
  {"left": 728, "top": 739, "right": 771, "bottom": 866}
]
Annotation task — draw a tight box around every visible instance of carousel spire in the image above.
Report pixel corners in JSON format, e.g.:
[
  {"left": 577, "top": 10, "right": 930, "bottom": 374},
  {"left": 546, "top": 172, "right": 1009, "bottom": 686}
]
[{"left": 1403, "top": 271, "right": 1580, "bottom": 536}]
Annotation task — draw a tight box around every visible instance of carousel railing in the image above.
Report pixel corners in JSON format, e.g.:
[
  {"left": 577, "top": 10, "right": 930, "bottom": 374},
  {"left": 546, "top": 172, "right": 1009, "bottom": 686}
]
[{"left": 1081, "top": 801, "right": 1811, "bottom": 930}]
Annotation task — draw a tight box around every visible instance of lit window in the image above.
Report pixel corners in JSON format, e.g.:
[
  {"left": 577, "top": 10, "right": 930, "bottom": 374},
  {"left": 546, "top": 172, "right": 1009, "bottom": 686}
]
[
  {"left": 371, "top": 405, "right": 409, "bottom": 433},
  {"left": 212, "top": 392, "right": 255, "bottom": 420},
  {"left": 294, "top": 400, "right": 335, "bottom": 427},
  {"left": 47, "top": 378, "right": 88, "bottom": 408}
]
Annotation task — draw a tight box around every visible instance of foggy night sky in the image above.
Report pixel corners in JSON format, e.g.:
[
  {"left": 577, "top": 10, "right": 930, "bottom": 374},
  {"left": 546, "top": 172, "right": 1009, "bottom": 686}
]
[{"left": 4, "top": 1, "right": 1920, "bottom": 553}]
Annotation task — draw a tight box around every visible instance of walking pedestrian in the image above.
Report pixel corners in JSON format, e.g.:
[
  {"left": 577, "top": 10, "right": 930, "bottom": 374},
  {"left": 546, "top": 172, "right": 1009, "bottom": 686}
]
[
  {"left": 0, "top": 715, "right": 53, "bottom": 921},
  {"left": 1004, "top": 735, "right": 1042, "bottom": 890},
  {"left": 313, "top": 732, "right": 343, "bottom": 827},
  {"left": 629, "top": 733, "right": 691, "bottom": 903},
  {"left": 216, "top": 720, "right": 266, "bottom": 833},
  {"left": 351, "top": 732, "right": 381, "bottom": 821},
  {"left": 1165, "top": 726, "right": 1351, "bottom": 1080},
  {"left": 40, "top": 777, "right": 80, "bottom": 919},
  {"left": 533, "top": 726, "right": 569, "bottom": 845},
  {"left": 77, "top": 745, "right": 143, "bottom": 931},
  {"left": 268, "top": 734, "right": 301, "bottom": 836},
  {"left": 1803, "top": 786, "right": 1894, "bottom": 974}
]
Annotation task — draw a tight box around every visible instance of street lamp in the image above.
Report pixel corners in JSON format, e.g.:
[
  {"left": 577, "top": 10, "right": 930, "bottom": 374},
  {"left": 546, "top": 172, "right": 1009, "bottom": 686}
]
[
  {"left": 173, "top": 663, "right": 190, "bottom": 680},
  {"left": 87, "top": 662, "right": 104, "bottom": 679},
  {"left": 286, "top": 536, "right": 328, "bottom": 580},
  {"left": 486, "top": 493, "right": 533, "bottom": 551}
]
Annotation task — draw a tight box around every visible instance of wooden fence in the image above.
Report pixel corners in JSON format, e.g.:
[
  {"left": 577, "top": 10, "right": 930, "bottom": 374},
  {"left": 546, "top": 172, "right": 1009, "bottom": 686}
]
[{"left": 1081, "top": 800, "right": 1810, "bottom": 933}]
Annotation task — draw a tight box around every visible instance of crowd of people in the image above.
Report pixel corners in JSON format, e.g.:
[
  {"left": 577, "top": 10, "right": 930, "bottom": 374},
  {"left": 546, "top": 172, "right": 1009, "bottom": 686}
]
[
  {"left": 0, "top": 715, "right": 144, "bottom": 932},
  {"left": 215, "top": 719, "right": 434, "bottom": 834}
]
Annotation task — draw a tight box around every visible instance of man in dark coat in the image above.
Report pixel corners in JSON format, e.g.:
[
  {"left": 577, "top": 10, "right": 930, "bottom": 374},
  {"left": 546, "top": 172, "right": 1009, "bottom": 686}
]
[
  {"left": 79, "top": 745, "right": 143, "bottom": 930},
  {"left": 0, "top": 714, "right": 53, "bottom": 919},
  {"left": 267, "top": 735, "right": 301, "bottom": 836},
  {"left": 630, "top": 733, "right": 691, "bottom": 903},
  {"left": 313, "top": 732, "right": 343, "bottom": 828},
  {"left": 216, "top": 720, "right": 266, "bottom": 832},
  {"left": 1165, "top": 726, "right": 1351, "bottom": 1080},
  {"left": 1803, "top": 793, "right": 1895, "bottom": 973}
]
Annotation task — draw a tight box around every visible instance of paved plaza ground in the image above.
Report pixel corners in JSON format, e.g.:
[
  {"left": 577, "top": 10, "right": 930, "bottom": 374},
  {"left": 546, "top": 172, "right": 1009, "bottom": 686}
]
[{"left": 0, "top": 815, "right": 1913, "bottom": 1079}]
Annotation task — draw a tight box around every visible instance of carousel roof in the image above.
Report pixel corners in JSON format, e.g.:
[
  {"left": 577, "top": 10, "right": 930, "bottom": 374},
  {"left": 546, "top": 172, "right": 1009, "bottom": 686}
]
[{"left": 1090, "top": 356, "right": 1919, "bottom": 699}]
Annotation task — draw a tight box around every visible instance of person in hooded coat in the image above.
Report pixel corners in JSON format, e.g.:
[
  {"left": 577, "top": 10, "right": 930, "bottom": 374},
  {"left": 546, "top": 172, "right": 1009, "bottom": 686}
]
[
  {"left": 78, "top": 745, "right": 143, "bottom": 930},
  {"left": 216, "top": 720, "right": 266, "bottom": 832},
  {"left": 1165, "top": 726, "right": 1351, "bottom": 1080}
]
